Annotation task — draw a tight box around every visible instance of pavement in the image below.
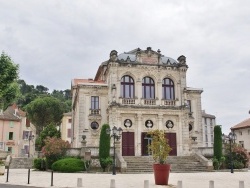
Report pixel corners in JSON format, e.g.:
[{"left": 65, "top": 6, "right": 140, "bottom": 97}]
[{"left": 0, "top": 169, "right": 250, "bottom": 188}]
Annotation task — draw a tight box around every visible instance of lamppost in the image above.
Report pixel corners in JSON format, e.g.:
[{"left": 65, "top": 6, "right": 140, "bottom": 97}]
[
  {"left": 28, "top": 135, "right": 34, "bottom": 158},
  {"left": 223, "top": 132, "right": 236, "bottom": 173},
  {"left": 106, "top": 126, "right": 123, "bottom": 175}
]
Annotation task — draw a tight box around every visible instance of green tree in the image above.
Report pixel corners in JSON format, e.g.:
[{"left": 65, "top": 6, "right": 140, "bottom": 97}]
[
  {"left": 213, "top": 125, "right": 223, "bottom": 169},
  {"left": 25, "top": 96, "right": 64, "bottom": 134},
  {"left": 99, "top": 124, "right": 111, "bottom": 172},
  {"left": 35, "top": 123, "right": 61, "bottom": 151},
  {"left": 0, "top": 52, "right": 19, "bottom": 109}
]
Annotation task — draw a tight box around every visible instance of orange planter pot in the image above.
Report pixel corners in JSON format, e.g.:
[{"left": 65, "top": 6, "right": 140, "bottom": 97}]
[{"left": 153, "top": 164, "right": 171, "bottom": 185}]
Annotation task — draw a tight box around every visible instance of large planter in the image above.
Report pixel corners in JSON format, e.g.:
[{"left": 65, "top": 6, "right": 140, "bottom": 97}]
[
  {"left": 153, "top": 164, "right": 171, "bottom": 185},
  {"left": 0, "top": 165, "right": 5, "bottom": 175}
]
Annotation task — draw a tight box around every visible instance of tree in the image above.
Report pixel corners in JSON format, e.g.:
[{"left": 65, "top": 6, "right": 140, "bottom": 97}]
[
  {"left": 0, "top": 52, "right": 19, "bottom": 109},
  {"left": 35, "top": 123, "right": 61, "bottom": 151},
  {"left": 213, "top": 125, "right": 223, "bottom": 169},
  {"left": 25, "top": 96, "right": 64, "bottom": 134},
  {"left": 99, "top": 124, "right": 111, "bottom": 172}
]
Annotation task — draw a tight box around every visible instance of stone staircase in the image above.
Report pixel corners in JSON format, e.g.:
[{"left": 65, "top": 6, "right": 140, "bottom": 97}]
[
  {"left": 123, "top": 156, "right": 209, "bottom": 173},
  {"left": 9, "top": 158, "right": 33, "bottom": 169}
]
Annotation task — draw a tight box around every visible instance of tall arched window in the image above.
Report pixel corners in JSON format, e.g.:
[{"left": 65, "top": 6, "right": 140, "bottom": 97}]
[
  {"left": 120, "top": 75, "right": 134, "bottom": 98},
  {"left": 162, "top": 78, "right": 175, "bottom": 100},
  {"left": 142, "top": 77, "right": 155, "bottom": 99}
]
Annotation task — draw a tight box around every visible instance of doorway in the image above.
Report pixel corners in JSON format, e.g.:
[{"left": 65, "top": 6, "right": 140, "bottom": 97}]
[{"left": 122, "top": 132, "right": 135, "bottom": 156}]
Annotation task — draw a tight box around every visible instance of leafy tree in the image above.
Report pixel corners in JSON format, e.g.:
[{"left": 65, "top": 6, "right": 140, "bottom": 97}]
[
  {"left": 213, "top": 125, "right": 223, "bottom": 169},
  {"left": 0, "top": 52, "right": 19, "bottom": 109},
  {"left": 99, "top": 124, "right": 111, "bottom": 172},
  {"left": 35, "top": 123, "right": 61, "bottom": 151},
  {"left": 25, "top": 96, "right": 64, "bottom": 134},
  {"left": 42, "top": 137, "right": 70, "bottom": 169}
]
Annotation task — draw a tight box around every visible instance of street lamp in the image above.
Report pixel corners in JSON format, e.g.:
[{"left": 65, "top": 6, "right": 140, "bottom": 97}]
[
  {"left": 28, "top": 135, "right": 35, "bottom": 158},
  {"left": 228, "top": 131, "right": 236, "bottom": 173},
  {"left": 222, "top": 132, "right": 236, "bottom": 173},
  {"left": 106, "top": 126, "right": 123, "bottom": 175}
]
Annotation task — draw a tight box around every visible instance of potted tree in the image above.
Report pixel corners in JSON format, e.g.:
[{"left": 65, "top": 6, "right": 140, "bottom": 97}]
[
  {"left": 0, "top": 160, "right": 5, "bottom": 175},
  {"left": 147, "top": 129, "right": 172, "bottom": 185}
]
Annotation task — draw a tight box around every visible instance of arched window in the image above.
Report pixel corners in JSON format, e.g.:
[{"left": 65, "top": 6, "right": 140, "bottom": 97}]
[
  {"left": 142, "top": 77, "right": 155, "bottom": 99},
  {"left": 162, "top": 78, "right": 175, "bottom": 100},
  {"left": 120, "top": 75, "right": 134, "bottom": 98}
]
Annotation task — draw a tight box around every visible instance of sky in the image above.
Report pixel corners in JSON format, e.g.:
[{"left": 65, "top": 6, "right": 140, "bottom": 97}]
[{"left": 0, "top": 0, "right": 249, "bottom": 134}]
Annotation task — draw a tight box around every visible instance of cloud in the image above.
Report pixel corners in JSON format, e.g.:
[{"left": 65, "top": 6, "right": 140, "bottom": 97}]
[{"left": 0, "top": 0, "right": 250, "bottom": 133}]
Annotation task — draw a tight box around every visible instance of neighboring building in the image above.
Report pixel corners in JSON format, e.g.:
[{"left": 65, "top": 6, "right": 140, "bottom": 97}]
[
  {"left": 231, "top": 118, "right": 250, "bottom": 154},
  {"left": 60, "top": 112, "right": 72, "bottom": 144},
  {"left": 202, "top": 110, "right": 216, "bottom": 147},
  {"left": 0, "top": 104, "right": 36, "bottom": 157},
  {"left": 72, "top": 47, "right": 204, "bottom": 156}
]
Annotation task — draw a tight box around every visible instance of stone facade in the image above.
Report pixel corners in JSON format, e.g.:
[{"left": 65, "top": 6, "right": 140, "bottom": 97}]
[
  {"left": 72, "top": 47, "right": 204, "bottom": 156},
  {"left": 202, "top": 110, "right": 216, "bottom": 147},
  {"left": 231, "top": 118, "right": 250, "bottom": 154}
]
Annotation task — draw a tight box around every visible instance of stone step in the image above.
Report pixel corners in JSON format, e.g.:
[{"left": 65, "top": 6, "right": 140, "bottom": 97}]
[{"left": 123, "top": 156, "right": 208, "bottom": 173}]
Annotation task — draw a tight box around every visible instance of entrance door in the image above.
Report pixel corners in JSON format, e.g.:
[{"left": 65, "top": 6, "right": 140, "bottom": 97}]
[
  {"left": 165, "top": 133, "right": 177, "bottom": 156},
  {"left": 141, "top": 132, "right": 152, "bottom": 156},
  {"left": 122, "top": 132, "right": 135, "bottom": 156}
]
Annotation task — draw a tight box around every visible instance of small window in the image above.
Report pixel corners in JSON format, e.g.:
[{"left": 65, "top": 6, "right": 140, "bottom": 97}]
[
  {"left": 0, "top": 142, "right": 3, "bottom": 149},
  {"left": 189, "top": 124, "right": 193, "bottom": 131},
  {"left": 67, "top": 129, "right": 71, "bottom": 138},
  {"left": 23, "top": 131, "right": 29, "bottom": 140},
  {"left": 90, "top": 122, "right": 99, "bottom": 130},
  {"left": 239, "top": 141, "right": 244, "bottom": 148},
  {"left": 9, "top": 132, "right": 14, "bottom": 140},
  {"left": 68, "top": 119, "right": 72, "bottom": 123},
  {"left": 24, "top": 145, "right": 29, "bottom": 154},
  {"left": 8, "top": 147, "right": 12, "bottom": 153},
  {"left": 9, "top": 121, "right": 14, "bottom": 128}
]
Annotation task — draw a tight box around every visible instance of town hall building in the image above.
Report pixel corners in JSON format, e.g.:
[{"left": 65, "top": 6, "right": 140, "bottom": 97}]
[{"left": 71, "top": 47, "right": 204, "bottom": 157}]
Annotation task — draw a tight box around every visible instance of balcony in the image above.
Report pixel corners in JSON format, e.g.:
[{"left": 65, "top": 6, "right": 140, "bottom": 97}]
[
  {"left": 143, "top": 99, "right": 156, "bottom": 105},
  {"left": 162, "top": 99, "right": 175, "bottom": 106},
  {"left": 122, "top": 98, "right": 135, "bottom": 104},
  {"left": 89, "top": 109, "right": 101, "bottom": 115}
]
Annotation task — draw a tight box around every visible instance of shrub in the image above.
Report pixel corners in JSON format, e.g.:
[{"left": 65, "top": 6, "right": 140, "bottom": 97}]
[
  {"left": 99, "top": 124, "right": 111, "bottom": 172},
  {"left": 42, "top": 137, "right": 70, "bottom": 169},
  {"left": 33, "top": 158, "right": 46, "bottom": 170},
  {"left": 224, "top": 143, "right": 249, "bottom": 169},
  {"left": 51, "top": 158, "right": 85, "bottom": 173}
]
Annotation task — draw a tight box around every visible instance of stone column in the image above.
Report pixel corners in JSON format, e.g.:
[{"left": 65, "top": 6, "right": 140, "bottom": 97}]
[{"left": 136, "top": 114, "right": 142, "bottom": 156}]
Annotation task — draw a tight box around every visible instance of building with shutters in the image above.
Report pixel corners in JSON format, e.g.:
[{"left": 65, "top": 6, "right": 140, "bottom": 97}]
[
  {"left": 71, "top": 47, "right": 204, "bottom": 156},
  {"left": 0, "top": 104, "right": 36, "bottom": 157}
]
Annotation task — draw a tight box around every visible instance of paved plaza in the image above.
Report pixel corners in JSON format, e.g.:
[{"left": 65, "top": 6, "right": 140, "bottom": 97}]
[{"left": 0, "top": 169, "right": 250, "bottom": 188}]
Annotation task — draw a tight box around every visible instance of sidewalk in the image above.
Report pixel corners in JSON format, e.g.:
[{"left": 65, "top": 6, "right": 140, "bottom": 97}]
[{"left": 0, "top": 169, "right": 250, "bottom": 188}]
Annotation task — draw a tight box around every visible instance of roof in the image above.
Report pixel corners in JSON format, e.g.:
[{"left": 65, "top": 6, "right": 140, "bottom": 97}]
[
  {"left": 117, "top": 47, "right": 179, "bottom": 65},
  {"left": 0, "top": 104, "right": 25, "bottom": 121},
  {"left": 231, "top": 118, "right": 250, "bottom": 130},
  {"left": 72, "top": 79, "right": 106, "bottom": 87},
  {"left": 202, "top": 111, "right": 216, "bottom": 119}
]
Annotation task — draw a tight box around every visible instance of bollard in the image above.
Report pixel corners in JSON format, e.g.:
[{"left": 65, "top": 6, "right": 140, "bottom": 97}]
[
  {"left": 110, "top": 179, "right": 116, "bottom": 188},
  {"left": 144, "top": 180, "right": 149, "bottom": 188},
  {"left": 239, "top": 181, "right": 244, "bottom": 188},
  {"left": 177, "top": 181, "right": 182, "bottom": 188},
  {"left": 6, "top": 166, "right": 9, "bottom": 183},
  {"left": 51, "top": 171, "right": 54, "bottom": 186},
  {"left": 209, "top": 180, "right": 214, "bottom": 188},
  {"left": 28, "top": 168, "right": 30, "bottom": 184},
  {"left": 77, "top": 178, "right": 83, "bottom": 187}
]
